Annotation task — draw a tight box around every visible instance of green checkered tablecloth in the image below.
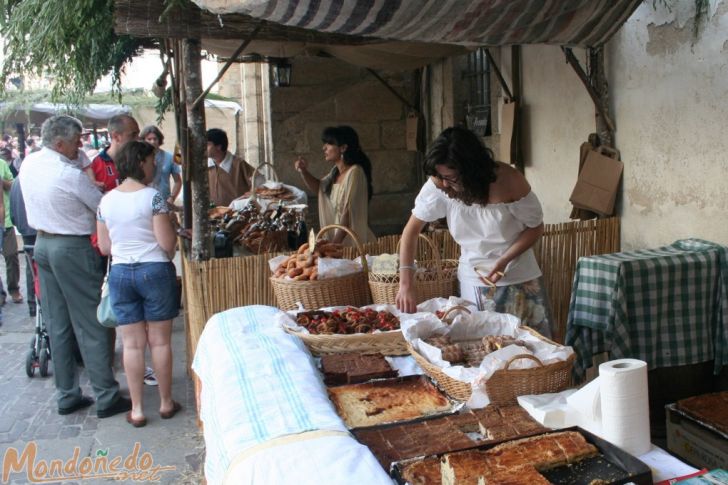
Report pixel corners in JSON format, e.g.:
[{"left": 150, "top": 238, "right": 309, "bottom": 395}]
[{"left": 566, "top": 239, "right": 728, "bottom": 381}]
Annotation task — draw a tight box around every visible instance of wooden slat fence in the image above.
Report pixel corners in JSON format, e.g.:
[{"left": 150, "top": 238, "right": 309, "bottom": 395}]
[{"left": 181, "top": 217, "right": 620, "bottom": 369}]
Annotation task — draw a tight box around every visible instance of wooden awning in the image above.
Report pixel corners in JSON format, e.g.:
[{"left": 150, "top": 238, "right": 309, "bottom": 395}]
[{"left": 114, "top": 0, "right": 469, "bottom": 70}]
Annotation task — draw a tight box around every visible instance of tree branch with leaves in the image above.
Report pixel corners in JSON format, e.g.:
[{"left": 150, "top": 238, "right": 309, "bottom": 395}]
[{"left": 0, "top": 0, "right": 151, "bottom": 104}]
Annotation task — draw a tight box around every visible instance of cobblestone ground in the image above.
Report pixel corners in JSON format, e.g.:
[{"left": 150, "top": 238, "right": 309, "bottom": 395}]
[{"left": 0, "top": 250, "right": 204, "bottom": 484}]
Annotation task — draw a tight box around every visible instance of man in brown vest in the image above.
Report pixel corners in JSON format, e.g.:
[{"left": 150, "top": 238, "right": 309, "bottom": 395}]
[{"left": 206, "top": 128, "right": 261, "bottom": 206}]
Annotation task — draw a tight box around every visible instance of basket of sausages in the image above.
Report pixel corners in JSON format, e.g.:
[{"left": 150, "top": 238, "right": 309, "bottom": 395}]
[
  {"left": 270, "top": 224, "right": 371, "bottom": 310},
  {"left": 282, "top": 305, "right": 407, "bottom": 355}
]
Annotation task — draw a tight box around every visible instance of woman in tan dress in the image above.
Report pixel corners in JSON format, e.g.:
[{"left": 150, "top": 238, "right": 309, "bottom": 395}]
[{"left": 294, "top": 126, "right": 376, "bottom": 245}]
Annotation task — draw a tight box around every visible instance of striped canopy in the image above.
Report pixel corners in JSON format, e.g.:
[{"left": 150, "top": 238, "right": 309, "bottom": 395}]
[{"left": 192, "top": 0, "right": 642, "bottom": 47}]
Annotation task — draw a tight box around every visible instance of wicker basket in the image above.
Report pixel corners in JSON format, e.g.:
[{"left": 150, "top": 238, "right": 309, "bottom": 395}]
[
  {"left": 270, "top": 225, "right": 371, "bottom": 310},
  {"left": 369, "top": 233, "right": 458, "bottom": 305},
  {"left": 284, "top": 326, "right": 408, "bottom": 356},
  {"left": 408, "top": 326, "right": 574, "bottom": 404}
]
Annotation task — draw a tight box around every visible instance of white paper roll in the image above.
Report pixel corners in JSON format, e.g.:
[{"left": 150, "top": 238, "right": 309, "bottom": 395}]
[{"left": 598, "top": 359, "right": 651, "bottom": 456}]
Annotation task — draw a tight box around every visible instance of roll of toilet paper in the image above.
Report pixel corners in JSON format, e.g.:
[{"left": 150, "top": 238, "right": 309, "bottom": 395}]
[{"left": 599, "top": 359, "right": 651, "bottom": 456}]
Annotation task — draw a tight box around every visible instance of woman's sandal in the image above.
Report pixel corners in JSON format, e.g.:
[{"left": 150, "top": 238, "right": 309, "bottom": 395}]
[
  {"left": 126, "top": 411, "right": 147, "bottom": 428},
  {"left": 159, "top": 401, "right": 182, "bottom": 419}
]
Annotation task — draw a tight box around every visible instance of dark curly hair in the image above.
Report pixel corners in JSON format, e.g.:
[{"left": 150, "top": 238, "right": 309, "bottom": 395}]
[
  {"left": 321, "top": 125, "right": 373, "bottom": 201},
  {"left": 423, "top": 126, "right": 497, "bottom": 205},
  {"left": 116, "top": 141, "right": 155, "bottom": 182}
]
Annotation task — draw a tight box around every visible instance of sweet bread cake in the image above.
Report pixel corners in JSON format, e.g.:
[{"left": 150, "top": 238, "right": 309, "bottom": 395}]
[
  {"left": 320, "top": 353, "right": 398, "bottom": 385},
  {"left": 354, "top": 405, "right": 547, "bottom": 470},
  {"left": 400, "top": 430, "right": 598, "bottom": 484},
  {"left": 440, "top": 431, "right": 598, "bottom": 484},
  {"left": 676, "top": 391, "right": 728, "bottom": 434},
  {"left": 328, "top": 376, "right": 451, "bottom": 428}
]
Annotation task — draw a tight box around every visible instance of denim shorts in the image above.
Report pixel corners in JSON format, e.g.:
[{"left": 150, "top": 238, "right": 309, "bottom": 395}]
[{"left": 108, "top": 262, "right": 179, "bottom": 325}]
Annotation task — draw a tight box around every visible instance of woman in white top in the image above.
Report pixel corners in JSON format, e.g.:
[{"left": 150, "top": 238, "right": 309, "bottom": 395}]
[
  {"left": 396, "top": 127, "right": 553, "bottom": 338},
  {"left": 96, "top": 141, "right": 181, "bottom": 427}
]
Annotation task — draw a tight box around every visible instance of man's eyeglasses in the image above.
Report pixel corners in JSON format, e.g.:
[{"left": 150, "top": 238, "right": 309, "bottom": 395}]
[{"left": 433, "top": 173, "right": 460, "bottom": 185}]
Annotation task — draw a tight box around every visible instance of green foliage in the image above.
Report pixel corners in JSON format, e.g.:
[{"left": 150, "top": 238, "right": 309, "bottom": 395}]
[{"left": 0, "top": 0, "right": 147, "bottom": 105}]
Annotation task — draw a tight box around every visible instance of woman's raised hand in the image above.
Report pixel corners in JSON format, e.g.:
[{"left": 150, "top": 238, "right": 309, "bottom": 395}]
[{"left": 294, "top": 156, "right": 308, "bottom": 173}]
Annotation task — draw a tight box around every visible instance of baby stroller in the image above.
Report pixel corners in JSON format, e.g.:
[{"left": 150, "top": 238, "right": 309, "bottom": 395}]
[{"left": 24, "top": 245, "right": 51, "bottom": 377}]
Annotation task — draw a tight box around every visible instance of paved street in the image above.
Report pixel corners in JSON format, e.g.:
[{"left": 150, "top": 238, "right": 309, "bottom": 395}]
[{"left": 0, "top": 249, "right": 204, "bottom": 484}]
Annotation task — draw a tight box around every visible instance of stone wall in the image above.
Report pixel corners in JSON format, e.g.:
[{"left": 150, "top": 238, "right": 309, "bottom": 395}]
[
  {"left": 268, "top": 56, "right": 420, "bottom": 236},
  {"left": 503, "top": 2, "right": 728, "bottom": 250}
]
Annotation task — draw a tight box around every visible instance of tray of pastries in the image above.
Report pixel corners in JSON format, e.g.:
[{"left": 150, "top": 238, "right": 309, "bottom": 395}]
[
  {"left": 327, "top": 375, "right": 458, "bottom": 429},
  {"left": 296, "top": 308, "right": 400, "bottom": 334},
  {"left": 354, "top": 404, "right": 547, "bottom": 471},
  {"left": 674, "top": 390, "right": 728, "bottom": 438},
  {"left": 393, "top": 427, "right": 652, "bottom": 485},
  {"left": 283, "top": 305, "right": 408, "bottom": 356}
]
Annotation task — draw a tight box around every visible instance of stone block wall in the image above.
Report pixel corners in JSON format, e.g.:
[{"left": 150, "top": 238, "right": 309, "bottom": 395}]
[{"left": 269, "top": 56, "right": 420, "bottom": 237}]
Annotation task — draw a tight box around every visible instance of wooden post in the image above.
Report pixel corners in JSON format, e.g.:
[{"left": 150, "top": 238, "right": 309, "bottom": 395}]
[
  {"left": 510, "top": 45, "right": 524, "bottom": 174},
  {"left": 182, "top": 38, "right": 211, "bottom": 261},
  {"left": 588, "top": 47, "right": 613, "bottom": 148},
  {"left": 16, "top": 123, "right": 26, "bottom": 161}
]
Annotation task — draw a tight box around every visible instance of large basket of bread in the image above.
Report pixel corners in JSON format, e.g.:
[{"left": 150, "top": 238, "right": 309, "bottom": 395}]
[
  {"left": 368, "top": 233, "right": 459, "bottom": 305},
  {"left": 270, "top": 224, "right": 371, "bottom": 310},
  {"left": 279, "top": 304, "right": 408, "bottom": 356},
  {"left": 403, "top": 307, "right": 574, "bottom": 404}
]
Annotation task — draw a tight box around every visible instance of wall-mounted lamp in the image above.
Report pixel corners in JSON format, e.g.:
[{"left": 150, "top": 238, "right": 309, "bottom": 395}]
[{"left": 269, "top": 58, "right": 292, "bottom": 88}]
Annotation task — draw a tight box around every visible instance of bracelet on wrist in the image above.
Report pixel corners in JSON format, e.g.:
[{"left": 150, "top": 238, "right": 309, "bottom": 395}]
[{"left": 399, "top": 264, "right": 417, "bottom": 271}]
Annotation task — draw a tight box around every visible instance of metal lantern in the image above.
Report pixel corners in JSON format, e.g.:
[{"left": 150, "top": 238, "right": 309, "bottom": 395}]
[{"left": 270, "top": 58, "right": 292, "bottom": 87}]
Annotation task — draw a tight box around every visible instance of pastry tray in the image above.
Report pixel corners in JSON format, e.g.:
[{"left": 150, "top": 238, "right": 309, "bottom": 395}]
[
  {"left": 328, "top": 374, "right": 464, "bottom": 431},
  {"left": 391, "top": 426, "right": 652, "bottom": 485},
  {"left": 666, "top": 403, "right": 728, "bottom": 440}
]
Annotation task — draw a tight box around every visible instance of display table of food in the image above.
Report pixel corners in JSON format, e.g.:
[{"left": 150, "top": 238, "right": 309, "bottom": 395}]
[
  {"left": 565, "top": 238, "right": 728, "bottom": 380},
  {"left": 194, "top": 305, "right": 699, "bottom": 485},
  {"left": 192, "top": 305, "right": 392, "bottom": 485}
]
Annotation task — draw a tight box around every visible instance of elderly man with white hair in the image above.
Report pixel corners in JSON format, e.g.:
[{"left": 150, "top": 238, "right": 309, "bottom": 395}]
[{"left": 19, "top": 114, "right": 131, "bottom": 418}]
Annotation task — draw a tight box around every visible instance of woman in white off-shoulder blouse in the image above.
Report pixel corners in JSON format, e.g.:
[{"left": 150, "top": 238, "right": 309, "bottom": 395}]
[{"left": 396, "top": 126, "right": 553, "bottom": 338}]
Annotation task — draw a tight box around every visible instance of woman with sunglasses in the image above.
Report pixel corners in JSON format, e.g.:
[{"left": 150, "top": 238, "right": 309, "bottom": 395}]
[{"left": 395, "top": 126, "right": 552, "bottom": 338}]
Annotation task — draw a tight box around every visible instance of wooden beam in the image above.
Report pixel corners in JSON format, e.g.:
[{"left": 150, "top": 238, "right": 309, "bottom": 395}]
[
  {"left": 510, "top": 45, "right": 524, "bottom": 173},
  {"left": 366, "top": 68, "right": 417, "bottom": 113},
  {"left": 183, "top": 38, "right": 211, "bottom": 261},
  {"left": 588, "top": 47, "right": 614, "bottom": 147},
  {"left": 484, "top": 49, "right": 512, "bottom": 100},
  {"left": 191, "top": 23, "right": 263, "bottom": 110},
  {"left": 562, "top": 47, "right": 616, "bottom": 134}
]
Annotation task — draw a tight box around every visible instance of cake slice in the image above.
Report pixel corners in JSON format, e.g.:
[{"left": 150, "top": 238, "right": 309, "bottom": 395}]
[
  {"left": 474, "top": 405, "right": 547, "bottom": 441},
  {"left": 485, "top": 431, "right": 598, "bottom": 471},
  {"left": 401, "top": 457, "right": 442, "bottom": 485},
  {"left": 320, "top": 353, "right": 398, "bottom": 385},
  {"left": 441, "top": 449, "right": 489, "bottom": 485}
]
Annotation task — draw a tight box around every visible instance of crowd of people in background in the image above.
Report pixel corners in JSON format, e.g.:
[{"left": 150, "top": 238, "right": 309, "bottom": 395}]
[{"left": 4, "top": 114, "right": 194, "bottom": 427}]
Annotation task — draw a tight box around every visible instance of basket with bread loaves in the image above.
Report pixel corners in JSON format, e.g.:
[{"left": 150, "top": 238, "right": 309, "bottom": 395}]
[
  {"left": 270, "top": 224, "right": 371, "bottom": 311},
  {"left": 403, "top": 307, "right": 574, "bottom": 405}
]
